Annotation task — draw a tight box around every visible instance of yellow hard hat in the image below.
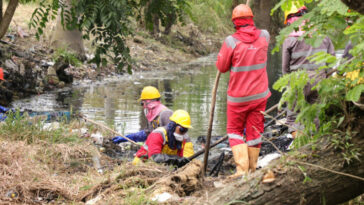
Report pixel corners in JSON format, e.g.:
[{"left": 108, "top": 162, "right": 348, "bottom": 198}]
[
  {"left": 283, "top": 2, "right": 306, "bottom": 24},
  {"left": 139, "top": 86, "right": 161, "bottom": 101},
  {"left": 169, "top": 109, "right": 192, "bottom": 128}
]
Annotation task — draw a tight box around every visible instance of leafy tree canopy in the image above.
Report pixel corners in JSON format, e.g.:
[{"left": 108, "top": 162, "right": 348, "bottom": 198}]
[{"left": 30, "top": 0, "right": 189, "bottom": 73}]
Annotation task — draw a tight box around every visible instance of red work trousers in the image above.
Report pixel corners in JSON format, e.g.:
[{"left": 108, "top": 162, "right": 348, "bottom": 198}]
[{"left": 227, "top": 100, "right": 267, "bottom": 148}]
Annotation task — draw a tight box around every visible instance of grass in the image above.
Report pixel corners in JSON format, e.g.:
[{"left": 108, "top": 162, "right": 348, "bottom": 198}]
[
  {"left": 123, "top": 188, "right": 157, "bottom": 205},
  {"left": 0, "top": 111, "right": 171, "bottom": 204},
  {"left": 10, "top": 2, "right": 39, "bottom": 30},
  {"left": 0, "top": 110, "right": 81, "bottom": 144},
  {"left": 189, "top": 0, "right": 234, "bottom": 35},
  {"left": 52, "top": 47, "right": 82, "bottom": 66}
]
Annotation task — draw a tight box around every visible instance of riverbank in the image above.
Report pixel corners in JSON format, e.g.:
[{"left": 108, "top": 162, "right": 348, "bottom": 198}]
[
  {"left": 0, "top": 105, "right": 230, "bottom": 204},
  {"left": 0, "top": 6, "right": 229, "bottom": 202},
  {"left": 0, "top": 3, "right": 225, "bottom": 106}
]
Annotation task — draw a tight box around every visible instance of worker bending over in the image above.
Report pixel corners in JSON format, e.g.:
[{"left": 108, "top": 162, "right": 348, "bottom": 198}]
[
  {"left": 133, "top": 109, "right": 194, "bottom": 167},
  {"left": 112, "top": 86, "right": 173, "bottom": 144}
]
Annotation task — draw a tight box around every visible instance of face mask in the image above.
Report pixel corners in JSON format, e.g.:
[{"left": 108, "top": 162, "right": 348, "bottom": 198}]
[{"left": 174, "top": 132, "right": 186, "bottom": 142}]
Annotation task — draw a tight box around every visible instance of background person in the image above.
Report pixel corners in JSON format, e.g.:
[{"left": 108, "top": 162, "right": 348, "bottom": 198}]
[
  {"left": 282, "top": 3, "right": 335, "bottom": 137},
  {"left": 112, "top": 86, "right": 173, "bottom": 144}
]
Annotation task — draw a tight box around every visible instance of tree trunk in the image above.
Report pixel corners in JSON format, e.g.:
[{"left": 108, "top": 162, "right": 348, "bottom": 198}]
[
  {"left": 163, "top": 13, "right": 175, "bottom": 35},
  {"left": 205, "top": 121, "right": 364, "bottom": 204},
  {"left": 152, "top": 13, "right": 160, "bottom": 36},
  {"left": 341, "top": 0, "right": 364, "bottom": 14},
  {"left": 145, "top": 0, "right": 159, "bottom": 36},
  {"left": 0, "top": 0, "right": 18, "bottom": 40},
  {"left": 0, "top": 0, "right": 3, "bottom": 24},
  {"left": 51, "top": 0, "right": 85, "bottom": 60},
  {"left": 252, "top": 0, "right": 283, "bottom": 43}
]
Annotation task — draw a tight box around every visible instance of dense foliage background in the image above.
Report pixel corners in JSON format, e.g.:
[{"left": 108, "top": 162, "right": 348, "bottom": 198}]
[{"left": 272, "top": 0, "right": 363, "bottom": 162}]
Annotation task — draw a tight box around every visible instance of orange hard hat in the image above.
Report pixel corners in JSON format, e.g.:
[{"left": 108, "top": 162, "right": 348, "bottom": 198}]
[
  {"left": 0, "top": 68, "right": 4, "bottom": 81},
  {"left": 232, "top": 4, "right": 254, "bottom": 20}
]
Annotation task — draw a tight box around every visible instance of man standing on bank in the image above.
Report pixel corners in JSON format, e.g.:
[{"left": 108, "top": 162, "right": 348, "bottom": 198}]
[{"left": 216, "top": 4, "right": 271, "bottom": 178}]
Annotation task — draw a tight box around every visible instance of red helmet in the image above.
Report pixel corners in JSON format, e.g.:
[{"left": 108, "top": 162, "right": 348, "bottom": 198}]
[{"left": 232, "top": 4, "right": 254, "bottom": 20}]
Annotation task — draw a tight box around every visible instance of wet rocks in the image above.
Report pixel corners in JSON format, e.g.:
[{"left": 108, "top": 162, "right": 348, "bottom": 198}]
[
  {"left": 133, "top": 36, "right": 143, "bottom": 44},
  {"left": 0, "top": 43, "right": 88, "bottom": 105},
  {"left": 5, "top": 59, "right": 18, "bottom": 71},
  {"left": 47, "top": 67, "right": 60, "bottom": 86}
]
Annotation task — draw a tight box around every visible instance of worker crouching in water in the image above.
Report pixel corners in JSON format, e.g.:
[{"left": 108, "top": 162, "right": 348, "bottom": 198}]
[
  {"left": 112, "top": 86, "right": 173, "bottom": 144},
  {"left": 216, "top": 4, "right": 271, "bottom": 178},
  {"left": 133, "top": 109, "right": 194, "bottom": 167}
]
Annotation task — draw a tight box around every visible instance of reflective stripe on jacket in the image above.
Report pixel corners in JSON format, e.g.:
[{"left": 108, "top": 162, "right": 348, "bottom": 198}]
[
  {"left": 216, "top": 30, "right": 271, "bottom": 105},
  {"left": 135, "top": 127, "right": 194, "bottom": 159},
  {"left": 282, "top": 36, "right": 335, "bottom": 74}
]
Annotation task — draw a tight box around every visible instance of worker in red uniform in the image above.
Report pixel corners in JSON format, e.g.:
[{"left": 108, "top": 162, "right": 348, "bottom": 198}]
[
  {"left": 216, "top": 4, "right": 271, "bottom": 178},
  {"left": 133, "top": 109, "right": 194, "bottom": 167},
  {"left": 282, "top": 3, "right": 335, "bottom": 137}
]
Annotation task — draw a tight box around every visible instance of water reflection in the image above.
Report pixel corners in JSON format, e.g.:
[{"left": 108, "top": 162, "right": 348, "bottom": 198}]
[{"left": 11, "top": 53, "right": 282, "bottom": 139}]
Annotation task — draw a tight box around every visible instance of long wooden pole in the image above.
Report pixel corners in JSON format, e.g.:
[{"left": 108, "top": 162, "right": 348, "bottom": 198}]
[
  {"left": 81, "top": 115, "right": 140, "bottom": 146},
  {"left": 189, "top": 135, "right": 228, "bottom": 161},
  {"left": 265, "top": 103, "right": 278, "bottom": 114},
  {"left": 202, "top": 71, "right": 222, "bottom": 175}
]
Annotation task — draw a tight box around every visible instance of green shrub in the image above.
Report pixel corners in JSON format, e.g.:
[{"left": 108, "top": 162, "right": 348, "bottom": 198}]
[{"left": 189, "top": 0, "right": 234, "bottom": 34}]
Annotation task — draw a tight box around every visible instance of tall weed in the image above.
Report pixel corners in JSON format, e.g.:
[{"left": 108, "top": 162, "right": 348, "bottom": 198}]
[
  {"left": 189, "top": 0, "right": 234, "bottom": 34},
  {"left": 0, "top": 110, "right": 81, "bottom": 144}
]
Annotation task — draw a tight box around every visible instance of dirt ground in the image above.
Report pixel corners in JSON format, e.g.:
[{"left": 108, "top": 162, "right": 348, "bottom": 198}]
[
  {"left": 7, "top": 3, "right": 222, "bottom": 74},
  {"left": 0, "top": 118, "right": 222, "bottom": 204}
]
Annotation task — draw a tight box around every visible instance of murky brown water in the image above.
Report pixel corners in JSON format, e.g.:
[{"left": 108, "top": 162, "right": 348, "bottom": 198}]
[{"left": 11, "top": 53, "right": 282, "bottom": 138}]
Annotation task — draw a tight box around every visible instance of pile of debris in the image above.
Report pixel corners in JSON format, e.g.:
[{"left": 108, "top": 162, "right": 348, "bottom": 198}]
[{"left": 0, "top": 32, "right": 114, "bottom": 106}]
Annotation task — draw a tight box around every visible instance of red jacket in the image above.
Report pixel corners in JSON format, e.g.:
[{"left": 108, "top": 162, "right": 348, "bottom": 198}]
[
  {"left": 216, "top": 26, "right": 271, "bottom": 106},
  {"left": 135, "top": 127, "right": 194, "bottom": 159}
]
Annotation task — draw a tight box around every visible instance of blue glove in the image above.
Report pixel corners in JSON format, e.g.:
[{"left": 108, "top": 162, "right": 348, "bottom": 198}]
[
  {"left": 0, "top": 113, "right": 7, "bottom": 121},
  {"left": 112, "top": 130, "right": 147, "bottom": 144},
  {"left": 0, "top": 105, "right": 12, "bottom": 113}
]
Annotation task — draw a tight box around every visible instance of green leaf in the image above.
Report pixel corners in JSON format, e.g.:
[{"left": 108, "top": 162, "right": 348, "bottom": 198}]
[
  {"left": 346, "top": 84, "right": 364, "bottom": 102},
  {"left": 337, "top": 116, "right": 345, "bottom": 128}
]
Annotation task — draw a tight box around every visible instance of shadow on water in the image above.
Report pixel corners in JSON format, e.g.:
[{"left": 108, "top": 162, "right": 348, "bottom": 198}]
[{"left": 11, "top": 51, "right": 282, "bottom": 139}]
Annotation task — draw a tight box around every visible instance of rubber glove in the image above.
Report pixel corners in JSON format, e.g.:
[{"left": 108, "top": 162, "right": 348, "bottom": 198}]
[
  {"left": 0, "top": 113, "right": 7, "bottom": 121},
  {"left": 0, "top": 105, "right": 11, "bottom": 113},
  {"left": 112, "top": 130, "right": 147, "bottom": 144},
  {"left": 151, "top": 154, "right": 190, "bottom": 168}
]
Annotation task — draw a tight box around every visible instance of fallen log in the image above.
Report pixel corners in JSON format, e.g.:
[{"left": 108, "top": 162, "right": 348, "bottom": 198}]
[
  {"left": 200, "top": 121, "right": 364, "bottom": 204},
  {"left": 149, "top": 160, "right": 203, "bottom": 198}
]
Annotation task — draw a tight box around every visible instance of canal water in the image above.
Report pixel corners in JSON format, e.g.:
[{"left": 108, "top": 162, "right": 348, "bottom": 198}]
[{"left": 11, "top": 51, "right": 282, "bottom": 139}]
